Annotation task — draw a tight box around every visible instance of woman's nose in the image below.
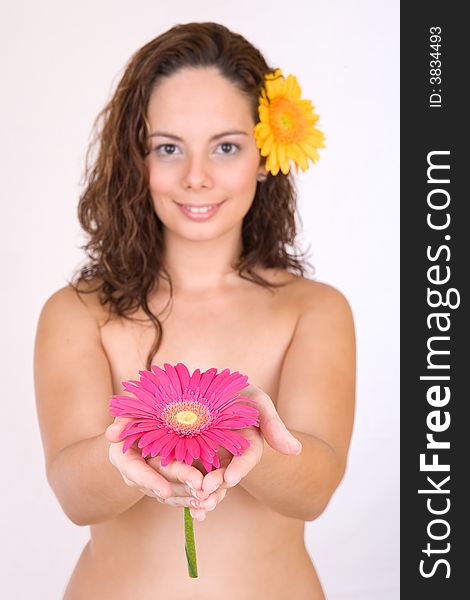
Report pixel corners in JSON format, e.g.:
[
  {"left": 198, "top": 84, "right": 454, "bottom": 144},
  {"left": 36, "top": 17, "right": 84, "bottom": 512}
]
[{"left": 181, "top": 153, "right": 213, "bottom": 190}]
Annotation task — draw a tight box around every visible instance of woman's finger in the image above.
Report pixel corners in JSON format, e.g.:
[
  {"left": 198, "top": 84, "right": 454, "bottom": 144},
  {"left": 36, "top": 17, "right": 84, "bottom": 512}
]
[
  {"left": 147, "top": 455, "right": 206, "bottom": 492},
  {"left": 223, "top": 428, "right": 264, "bottom": 486},
  {"left": 242, "top": 386, "right": 303, "bottom": 455},
  {"left": 190, "top": 508, "right": 207, "bottom": 521},
  {"left": 202, "top": 487, "right": 227, "bottom": 511},
  {"left": 105, "top": 417, "right": 131, "bottom": 443},
  {"left": 109, "top": 443, "right": 173, "bottom": 498},
  {"left": 201, "top": 466, "right": 225, "bottom": 495}
]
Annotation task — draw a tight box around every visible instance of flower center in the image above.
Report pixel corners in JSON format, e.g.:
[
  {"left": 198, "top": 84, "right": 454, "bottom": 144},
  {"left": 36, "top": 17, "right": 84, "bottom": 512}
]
[
  {"left": 270, "top": 97, "right": 305, "bottom": 142},
  {"left": 162, "top": 400, "right": 210, "bottom": 435},
  {"left": 176, "top": 410, "right": 198, "bottom": 425}
]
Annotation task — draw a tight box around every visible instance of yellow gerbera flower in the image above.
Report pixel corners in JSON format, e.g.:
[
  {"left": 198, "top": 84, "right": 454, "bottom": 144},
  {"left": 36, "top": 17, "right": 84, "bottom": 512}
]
[{"left": 254, "top": 69, "right": 325, "bottom": 176}]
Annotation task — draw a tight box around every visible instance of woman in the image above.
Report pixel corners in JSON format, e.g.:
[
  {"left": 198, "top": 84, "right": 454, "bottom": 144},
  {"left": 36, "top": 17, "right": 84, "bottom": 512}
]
[{"left": 34, "top": 22, "right": 355, "bottom": 599}]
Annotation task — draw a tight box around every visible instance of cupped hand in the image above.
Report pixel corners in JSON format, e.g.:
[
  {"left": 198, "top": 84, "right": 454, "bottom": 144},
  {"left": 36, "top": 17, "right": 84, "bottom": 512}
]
[
  {"left": 200, "top": 384, "right": 303, "bottom": 496},
  {"left": 106, "top": 387, "right": 301, "bottom": 521},
  {"left": 106, "top": 417, "right": 218, "bottom": 521}
]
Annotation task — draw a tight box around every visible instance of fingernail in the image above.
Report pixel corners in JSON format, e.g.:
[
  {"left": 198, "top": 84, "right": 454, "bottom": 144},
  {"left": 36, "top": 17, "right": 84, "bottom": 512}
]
[
  {"left": 291, "top": 441, "right": 302, "bottom": 453},
  {"left": 227, "top": 478, "right": 240, "bottom": 487},
  {"left": 185, "top": 480, "right": 195, "bottom": 491},
  {"left": 152, "top": 489, "right": 162, "bottom": 497}
]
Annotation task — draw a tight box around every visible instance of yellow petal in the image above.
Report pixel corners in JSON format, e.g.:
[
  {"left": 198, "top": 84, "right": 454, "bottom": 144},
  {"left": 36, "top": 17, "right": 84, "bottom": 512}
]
[
  {"left": 300, "top": 141, "right": 320, "bottom": 161},
  {"left": 276, "top": 144, "right": 289, "bottom": 174},
  {"left": 255, "top": 123, "right": 271, "bottom": 138},
  {"left": 265, "top": 75, "right": 285, "bottom": 98},
  {"left": 265, "top": 150, "right": 277, "bottom": 175},
  {"left": 258, "top": 104, "right": 270, "bottom": 122},
  {"left": 291, "top": 144, "right": 309, "bottom": 171},
  {"left": 261, "top": 134, "right": 275, "bottom": 156},
  {"left": 285, "top": 74, "right": 302, "bottom": 100}
]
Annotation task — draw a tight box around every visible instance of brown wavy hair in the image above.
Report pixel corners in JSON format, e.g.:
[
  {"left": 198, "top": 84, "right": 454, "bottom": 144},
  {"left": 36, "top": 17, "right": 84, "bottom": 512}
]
[{"left": 70, "top": 22, "right": 313, "bottom": 370}]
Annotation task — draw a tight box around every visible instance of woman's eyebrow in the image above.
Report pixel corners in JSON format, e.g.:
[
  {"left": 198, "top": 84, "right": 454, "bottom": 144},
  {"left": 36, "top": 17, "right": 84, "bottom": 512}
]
[{"left": 147, "top": 130, "right": 249, "bottom": 141}]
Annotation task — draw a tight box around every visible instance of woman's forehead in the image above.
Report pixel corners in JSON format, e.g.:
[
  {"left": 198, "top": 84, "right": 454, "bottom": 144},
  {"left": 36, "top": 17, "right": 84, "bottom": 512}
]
[{"left": 147, "top": 66, "right": 254, "bottom": 128}]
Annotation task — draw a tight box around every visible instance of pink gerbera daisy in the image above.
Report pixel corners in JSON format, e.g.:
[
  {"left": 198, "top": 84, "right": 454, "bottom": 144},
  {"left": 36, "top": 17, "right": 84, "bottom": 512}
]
[{"left": 109, "top": 363, "right": 259, "bottom": 472}]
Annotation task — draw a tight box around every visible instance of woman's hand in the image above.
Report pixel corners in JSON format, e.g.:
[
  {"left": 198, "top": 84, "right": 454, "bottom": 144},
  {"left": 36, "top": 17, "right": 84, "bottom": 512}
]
[
  {"left": 106, "top": 386, "right": 302, "bottom": 521},
  {"left": 106, "top": 417, "right": 217, "bottom": 521},
  {"left": 197, "top": 385, "right": 303, "bottom": 514}
]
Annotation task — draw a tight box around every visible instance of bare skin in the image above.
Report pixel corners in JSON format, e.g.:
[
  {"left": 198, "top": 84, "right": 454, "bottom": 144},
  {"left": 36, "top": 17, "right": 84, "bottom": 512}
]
[{"left": 34, "top": 67, "right": 355, "bottom": 599}]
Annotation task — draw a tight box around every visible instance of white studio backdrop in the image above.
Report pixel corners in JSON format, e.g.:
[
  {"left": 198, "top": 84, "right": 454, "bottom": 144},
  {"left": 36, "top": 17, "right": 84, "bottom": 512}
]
[{"left": 0, "top": 1, "right": 399, "bottom": 598}]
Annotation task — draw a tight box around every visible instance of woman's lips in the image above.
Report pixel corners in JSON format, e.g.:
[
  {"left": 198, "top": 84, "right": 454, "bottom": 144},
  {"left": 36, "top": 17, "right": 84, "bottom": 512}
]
[{"left": 176, "top": 200, "right": 225, "bottom": 221}]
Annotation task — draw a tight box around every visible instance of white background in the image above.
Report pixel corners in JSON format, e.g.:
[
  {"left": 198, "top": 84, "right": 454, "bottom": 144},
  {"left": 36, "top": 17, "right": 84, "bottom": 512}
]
[{"left": 0, "top": 1, "right": 399, "bottom": 598}]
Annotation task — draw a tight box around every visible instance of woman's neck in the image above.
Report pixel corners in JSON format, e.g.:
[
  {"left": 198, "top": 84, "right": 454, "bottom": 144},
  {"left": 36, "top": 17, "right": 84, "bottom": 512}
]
[{"left": 161, "top": 227, "right": 244, "bottom": 294}]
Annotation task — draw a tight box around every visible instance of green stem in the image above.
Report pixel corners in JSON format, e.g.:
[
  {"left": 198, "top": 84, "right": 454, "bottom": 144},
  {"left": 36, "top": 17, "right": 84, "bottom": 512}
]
[{"left": 184, "top": 507, "right": 198, "bottom": 578}]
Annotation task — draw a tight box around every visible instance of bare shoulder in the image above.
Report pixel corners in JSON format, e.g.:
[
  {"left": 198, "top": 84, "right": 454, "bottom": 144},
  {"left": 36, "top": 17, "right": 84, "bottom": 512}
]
[
  {"left": 39, "top": 279, "right": 109, "bottom": 329},
  {"left": 290, "top": 277, "right": 354, "bottom": 321},
  {"left": 259, "top": 268, "right": 354, "bottom": 322}
]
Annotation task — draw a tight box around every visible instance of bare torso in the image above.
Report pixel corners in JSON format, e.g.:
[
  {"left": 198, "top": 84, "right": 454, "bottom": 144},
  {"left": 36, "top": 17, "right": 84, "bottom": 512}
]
[{"left": 63, "top": 269, "right": 325, "bottom": 599}]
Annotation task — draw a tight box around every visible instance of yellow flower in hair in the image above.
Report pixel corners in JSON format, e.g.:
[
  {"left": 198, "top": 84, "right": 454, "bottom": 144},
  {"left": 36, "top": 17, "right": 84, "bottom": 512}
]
[{"left": 254, "top": 69, "right": 325, "bottom": 176}]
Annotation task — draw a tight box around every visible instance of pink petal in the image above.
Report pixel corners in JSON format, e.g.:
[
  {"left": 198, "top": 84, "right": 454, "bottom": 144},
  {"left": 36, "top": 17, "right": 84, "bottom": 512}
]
[
  {"left": 213, "top": 418, "right": 254, "bottom": 429},
  {"left": 163, "top": 363, "right": 183, "bottom": 395},
  {"left": 123, "top": 383, "right": 161, "bottom": 408},
  {"left": 231, "top": 404, "right": 259, "bottom": 418},
  {"left": 212, "top": 453, "right": 220, "bottom": 468},
  {"left": 212, "top": 385, "right": 249, "bottom": 409},
  {"left": 139, "top": 376, "right": 159, "bottom": 395},
  {"left": 118, "top": 421, "right": 139, "bottom": 439},
  {"left": 148, "top": 431, "right": 176, "bottom": 456},
  {"left": 151, "top": 365, "right": 177, "bottom": 399},
  {"left": 122, "top": 433, "right": 141, "bottom": 453},
  {"left": 141, "top": 444, "right": 154, "bottom": 458},
  {"left": 201, "top": 458, "right": 213, "bottom": 472},
  {"left": 175, "top": 363, "right": 191, "bottom": 392},
  {"left": 184, "top": 450, "right": 195, "bottom": 465},
  {"left": 161, "top": 435, "right": 179, "bottom": 458},
  {"left": 204, "top": 430, "right": 241, "bottom": 455},
  {"left": 185, "top": 437, "right": 200, "bottom": 460},
  {"left": 110, "top": 397, "right": 156, "bottom": 419},
  {"left": 175, "top": 437, "right": 187, "bottom": 461},
  {"left": 217, "top": 428, "right": 251, "bottom": 451},
  {"left": 160, "top": 451, "right": 175, "bottom": 467},
  {"left": 139, "top": 369, "right": 162, "bottom": 390},
  {"left": 198, "top": 433, "right": 218, "bottom": 453},
  {"left": 188, "top": 368, "right": 201, "bottom": 390},
  {"left": 198, "top": 368, "right": 218, "bottom": 396},
  {"left": 138, "top": 428, "right": 168, "bottom": 448},
  {"left": 204, "top": 368, "right": 231, "bottom": 397},
  {"left": 197, "top": 435, "right": 217, "bottom": 462}
]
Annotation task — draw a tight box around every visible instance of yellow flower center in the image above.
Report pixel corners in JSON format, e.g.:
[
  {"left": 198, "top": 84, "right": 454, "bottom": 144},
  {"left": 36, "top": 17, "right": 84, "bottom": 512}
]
[
  {"left": 162, "top": 400, "right": 210, "bottom": 434},
  {"left": 270, "top": 97, "right": 305, "bottom": 142},
  {"left": 176, "top": 410, "right": 198, "bottom": 425}
]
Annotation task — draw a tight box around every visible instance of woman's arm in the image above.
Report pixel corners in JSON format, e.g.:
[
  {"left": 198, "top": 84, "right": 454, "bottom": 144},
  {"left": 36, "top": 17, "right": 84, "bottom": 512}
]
[
  {"left": 34, "top": 286, "right": 151, "bottom": 525},
  {"left": 218, "top": 282, "right": 356, "bottom": 521}
]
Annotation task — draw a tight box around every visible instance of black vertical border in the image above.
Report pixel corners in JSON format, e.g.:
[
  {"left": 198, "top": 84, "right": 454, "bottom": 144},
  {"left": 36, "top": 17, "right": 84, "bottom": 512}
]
[{"left": 401, "top": 3, "right": 466, "bottom": 597}]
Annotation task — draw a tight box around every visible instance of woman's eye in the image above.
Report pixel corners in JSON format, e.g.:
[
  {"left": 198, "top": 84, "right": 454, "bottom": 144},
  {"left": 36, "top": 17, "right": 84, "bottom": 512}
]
[
  {"left": 216, "top": 142, "right": 239, "bottom": 155},
  {"left": 155, "top": 144, "right": 180, "bottom": 156}
]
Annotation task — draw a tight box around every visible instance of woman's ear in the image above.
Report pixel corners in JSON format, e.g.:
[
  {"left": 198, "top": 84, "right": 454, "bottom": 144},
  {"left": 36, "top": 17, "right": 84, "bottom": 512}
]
[{"left": 256, "top": 167, "right": 268, "bottom": 182}]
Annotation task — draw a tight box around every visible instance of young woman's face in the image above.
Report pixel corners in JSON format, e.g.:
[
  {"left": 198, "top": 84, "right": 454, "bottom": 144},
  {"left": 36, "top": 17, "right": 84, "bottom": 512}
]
[{"left": 145, "top": 67, "right": 265, "bottom": 242}]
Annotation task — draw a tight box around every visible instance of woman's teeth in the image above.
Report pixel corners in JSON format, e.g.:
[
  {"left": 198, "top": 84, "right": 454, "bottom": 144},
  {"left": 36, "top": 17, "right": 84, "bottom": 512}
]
[{"left": 184, "top": 205, "right": 215, "bottom": 214}]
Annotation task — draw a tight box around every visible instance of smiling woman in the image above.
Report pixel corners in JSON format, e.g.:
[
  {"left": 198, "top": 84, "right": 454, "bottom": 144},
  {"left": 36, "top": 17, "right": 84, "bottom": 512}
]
[
  {"left": 33, "top": 21, "right": 355, "bottom": 600},
  {"left": 146, "top": 67, "right": 264, "bottom": 241}
]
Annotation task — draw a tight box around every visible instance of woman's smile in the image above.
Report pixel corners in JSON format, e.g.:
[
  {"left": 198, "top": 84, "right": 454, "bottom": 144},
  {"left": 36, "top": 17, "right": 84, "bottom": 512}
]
[{"left": 174, "top": 199, "right": 227, "bottom": 220}]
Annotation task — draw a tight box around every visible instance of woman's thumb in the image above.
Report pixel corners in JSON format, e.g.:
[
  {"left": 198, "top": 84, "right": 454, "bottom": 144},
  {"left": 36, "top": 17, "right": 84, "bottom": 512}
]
[{"left": 105, "top": 417, "right": 131, "bottom": 442}]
